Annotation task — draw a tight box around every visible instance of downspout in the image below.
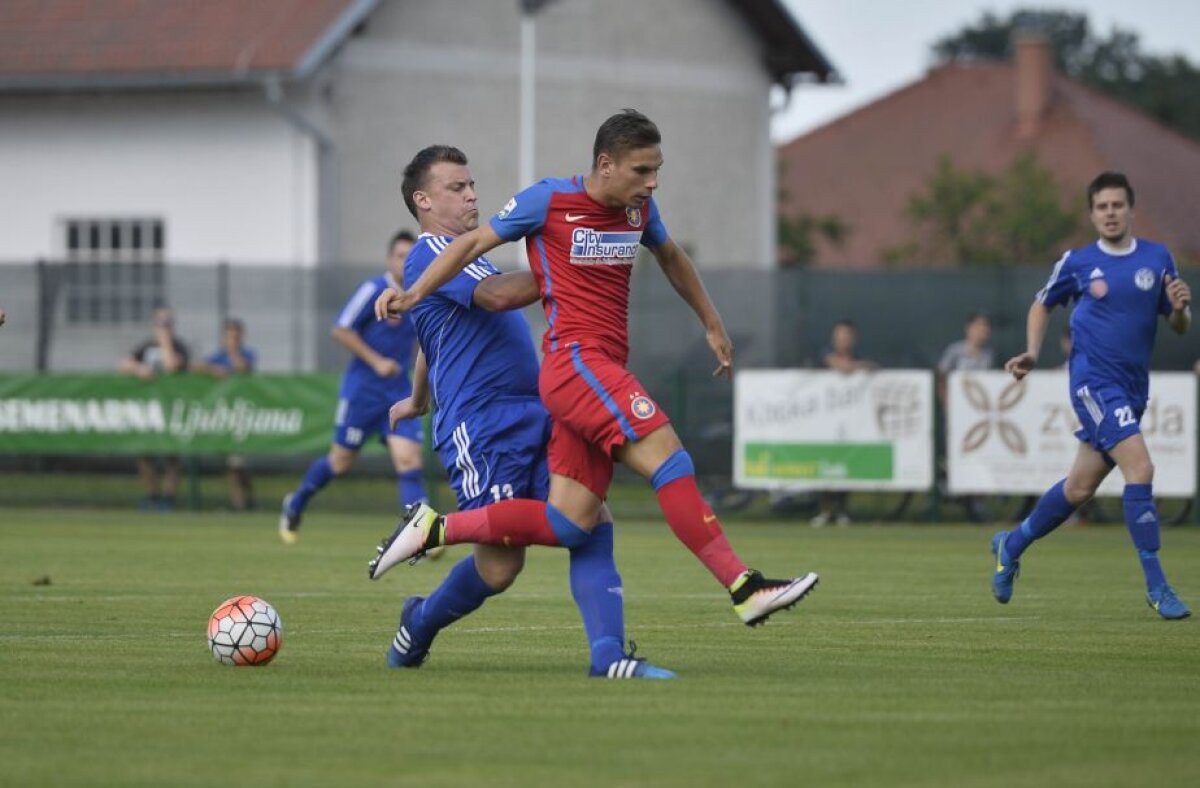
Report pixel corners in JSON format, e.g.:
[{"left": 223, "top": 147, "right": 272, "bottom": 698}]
[{"left": 262, "top": 75, "right": 336, "bottom": 371}]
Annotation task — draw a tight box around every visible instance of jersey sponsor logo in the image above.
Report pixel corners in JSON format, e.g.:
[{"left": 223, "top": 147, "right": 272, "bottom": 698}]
[
  {"left": 630, "top": 395, "right": 656, "bottom": 419},
  {"left": 1089, "top": 267, "right": 1105, "bottom": 279},
  {"left": 625, "top": 207, "right": 642, "bottom": 228},
  {"left": 570, "top": 228, "right": 640, "bottom": 265},
  {"left": 1134, "top": 267, "right": 1156, "bottom": 291},
  {"left": 496, "top": 197, "right": 517, "bottom": 220},
  {"left": 564, "top": 212, "right": 588, "bottom": 223},
  {"left": 1089, "top": 279, "right": 1108, "bottom": 299}
]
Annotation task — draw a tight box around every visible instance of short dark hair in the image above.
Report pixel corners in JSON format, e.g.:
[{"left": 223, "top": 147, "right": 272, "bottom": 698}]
[
  {"left": 401, "top": 145, "right": 469, "bottom": 219},
  {"left": 966, "top": 312, "right": 989, "bottom": 325},
  {"left": 222, "top": 317, "right": 244, "bottom": 332},
  {"left": 1087, "top": 171, "right": 1135, "bottom": 209},
  {"left": 592, "top": 109, "right": 661, "bottom": 167},
  {"left": 833, "top": 319, "right": 856, "bottom": 331},
  {"left": 388, "top": 229, "right": 416, "bottom": 253}
]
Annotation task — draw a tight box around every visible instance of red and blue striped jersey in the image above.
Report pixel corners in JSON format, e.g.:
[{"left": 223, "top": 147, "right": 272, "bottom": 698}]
[{"left": 489, "top": 175, "right": 668, "bottom": 362}]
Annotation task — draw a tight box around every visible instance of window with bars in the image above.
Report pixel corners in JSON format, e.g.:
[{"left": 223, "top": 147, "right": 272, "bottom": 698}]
[{"left": 61, "top": 218, "right": 166, "bottom": 324}]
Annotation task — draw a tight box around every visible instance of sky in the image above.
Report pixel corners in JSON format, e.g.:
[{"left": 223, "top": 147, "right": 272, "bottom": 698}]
[{"left": 772, "top": 0, "right": 1200, "bottom": 143}]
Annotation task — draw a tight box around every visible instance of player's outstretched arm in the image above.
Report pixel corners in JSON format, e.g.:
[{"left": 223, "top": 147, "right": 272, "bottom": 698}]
[
  {"left": 1165, "top": 274, "right": 1192, "bottom": 335},
  {"left": 650, "top": 239, "right": 732, "bottom": 378},
  {"left": 389, "top": 350, "right": 429, "bottom": 428},
  {"left": 332, "top": 325, "right": 399, "bottom": 378},
  {"left": 374, "top": 226, "right": 508, "bottom": 319},
  {"left": 1004, "top": 301, "right": 1053, "bottom": 380},
  {"left": 473, "top": 271, "right": 539, "bottom": 312}
]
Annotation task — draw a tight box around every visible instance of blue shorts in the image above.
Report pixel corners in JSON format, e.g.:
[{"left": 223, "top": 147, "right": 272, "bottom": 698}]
[
  {"left": 436, "top": 398, "right": 551, "bottom": 511},
  {"left": 333, "top": 389, "right": 422, "bottom": 450},
  {"left": 1070, "top": 380, "right": 1143, "bottom": 455}
]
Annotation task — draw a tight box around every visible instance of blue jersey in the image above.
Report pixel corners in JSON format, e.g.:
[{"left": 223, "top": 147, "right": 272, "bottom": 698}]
[
  {"left": 404, "top": 233, "right": 542, "bottom": 448},
  {"left": 1037, "top": 238, "right": 1178, "bottom": 407},
  {"left": 334, "top": 274, "right": 416, "bottom": 399},
  {"left": 205, "top": 346, "right": 256, "bottom": 372}
]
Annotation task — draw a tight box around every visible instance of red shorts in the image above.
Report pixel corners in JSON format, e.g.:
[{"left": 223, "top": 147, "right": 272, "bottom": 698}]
[{"left": 540, "top": 343, "right": 671, "bottom": 498}]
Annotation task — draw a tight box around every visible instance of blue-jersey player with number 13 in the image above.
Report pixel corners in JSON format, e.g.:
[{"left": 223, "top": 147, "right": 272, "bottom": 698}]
[{"left": 994, "top": 171, "right": 1192, "bottom": 619}]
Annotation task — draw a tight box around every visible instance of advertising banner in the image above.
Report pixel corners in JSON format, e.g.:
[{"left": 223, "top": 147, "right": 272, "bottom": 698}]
[
  {"left": 734, "top": 369, "right": 934, "bottom": 491},
  {"left": 946, "top": 371, "right": 1196, "bottom": 496},
  {"left": 0, "top": 374, "right": 341, "bottom": 455}
]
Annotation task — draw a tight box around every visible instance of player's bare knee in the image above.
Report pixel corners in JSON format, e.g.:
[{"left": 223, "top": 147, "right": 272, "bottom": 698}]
[
  {"left": 1063, "top": 478, "right": 1098, "bottom": 505},
  {"left": 327, "top": 451, "right": 356, "bottom": 475},
  {"left": 1125, "top": 459, "right": 1154, "bottom": 485},
  {"left": 475, "top": 548, "right": 525, "bottom": 591}
]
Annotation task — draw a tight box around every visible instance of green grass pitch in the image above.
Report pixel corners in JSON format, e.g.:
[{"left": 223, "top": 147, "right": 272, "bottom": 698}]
[{"left": 2, "top": 510, "right": 1197, "bottom": 787}]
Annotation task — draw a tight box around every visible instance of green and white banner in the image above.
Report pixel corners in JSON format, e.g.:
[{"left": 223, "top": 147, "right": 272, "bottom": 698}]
[
  {"left": 734, "top": 370, "right": 934, "bottom": 491},
  {"left": 947, "top": 371, "right": 1197, "bottom": 497},
  {"left": 0, "top": 374, "right": 341, "bottom": 455}
]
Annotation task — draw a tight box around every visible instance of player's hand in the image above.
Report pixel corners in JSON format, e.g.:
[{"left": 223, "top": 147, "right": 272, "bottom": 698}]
[
  {"left": 1165, "top": 274, "right": 1191, "bottom": 311},
  {"left": 372, "top": 358, "right": 401, "bottom": 378},
  {"left": 706, "top": 324, "right": 733, "bottom": 379},
  {"left": 136, "top": 364, "right": 156, "bottom": 382},
  {"left": 1004, "top": 352, "right": 1037, "bottom": 381},
  {"left": 388, "top": 397, "right": 426, "bottom": 429},
  {"left": 374, "top": 288, "right": 416, "bottom": 320}
]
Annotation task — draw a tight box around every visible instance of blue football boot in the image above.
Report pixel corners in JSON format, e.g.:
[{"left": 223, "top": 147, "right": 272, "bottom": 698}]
[
  {"left": 386, "top": 596, "right": 431, "bottom": 668},
  {"left": 991, "top": 530, "right": 1020, "bottom": 604},
  {"left": 1147, "top": 584, "right": 1191, "bottom": 620},
  {"left": 588, "top": 642, "right": 676, "bottom": 680}
]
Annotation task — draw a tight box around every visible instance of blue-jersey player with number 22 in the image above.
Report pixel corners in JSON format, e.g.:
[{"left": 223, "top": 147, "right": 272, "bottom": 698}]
[{"left": 994, "top": 171, "right": 1192, "bottom": 619}]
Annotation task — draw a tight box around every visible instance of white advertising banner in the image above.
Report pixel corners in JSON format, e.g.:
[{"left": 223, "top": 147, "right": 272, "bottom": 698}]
[
  {"left": 734, "top": 369, "right": 934, "bottom": 491},
  {"left": 946, "top": 371, "right": 1197, "bottom": 497}
]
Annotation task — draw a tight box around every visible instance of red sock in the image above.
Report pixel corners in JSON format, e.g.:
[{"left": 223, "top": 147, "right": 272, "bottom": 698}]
[
  {"left": 443, "top": 499, "right": 561, "bottom": 547},
  {"left": 655, "top": 476, "right": 747, "bottom": 587}
]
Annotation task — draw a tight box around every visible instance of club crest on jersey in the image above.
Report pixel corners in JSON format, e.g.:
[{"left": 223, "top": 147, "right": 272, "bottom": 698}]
[
  {"left": 496, "top": 197, "right": 517, "bottom": 220},
  {"left": 625, "top": 207, "right": 642, "bottom": 228},
  {"left": 1134, "top": 267, "right": 1156, "bottom": 291},
  {"left": 570, "top": 228, "right": 640, "bottom": 266},
  {"left": 630, "top": 395, "right": 656, "bottom": 420}
]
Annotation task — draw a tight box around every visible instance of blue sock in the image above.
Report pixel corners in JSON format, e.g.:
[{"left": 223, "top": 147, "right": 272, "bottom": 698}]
[
  {"left": 397, "top": 468, "right": 428, "bottom": 509},
  {"left": 569, "top": 522, "right": 626, "bottom": 671},
  {"left": 1123, "top": 484, "right": 1166, "bottom": 591},
  {"left": 1003, "top": 479, "right": 1076, "bottom": 560},
  {"left": 290, "top": 456, "right": 334, "bottom": 514},
  {"left": 409, "top": 556, "right": 499, "bottom": 646}
]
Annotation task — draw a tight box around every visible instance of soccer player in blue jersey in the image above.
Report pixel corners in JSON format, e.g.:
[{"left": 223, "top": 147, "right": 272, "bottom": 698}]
[
  {"left": 993, "top": 171, "right": 1192, "bottom": 619},
  {"left": 376, "top": 144, "right": 671, "bottom": 679},
  {"left": 277, "top": 232, "right": 427, "bottom": 543}
]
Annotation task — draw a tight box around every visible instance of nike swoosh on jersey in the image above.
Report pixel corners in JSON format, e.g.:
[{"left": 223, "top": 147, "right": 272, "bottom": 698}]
[{"left": 564, "top": 213, "right": 588, "bottom": 222}]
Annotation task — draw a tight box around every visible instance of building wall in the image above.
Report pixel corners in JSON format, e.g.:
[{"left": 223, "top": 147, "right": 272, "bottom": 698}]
[
  {"left": 327, "top": 0, "right": 776, "bottom": 269},
  {"left": 0, "top": 92, "right": 318, "bottom": 266}
]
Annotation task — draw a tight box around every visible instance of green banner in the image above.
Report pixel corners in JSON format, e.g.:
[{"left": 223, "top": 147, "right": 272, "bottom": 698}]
[
  {"left": 0, "top": 374, "right": 343, "bottom": 455},
  {"left": 742, "top": 442, "right": 894, "bottom": 481}
]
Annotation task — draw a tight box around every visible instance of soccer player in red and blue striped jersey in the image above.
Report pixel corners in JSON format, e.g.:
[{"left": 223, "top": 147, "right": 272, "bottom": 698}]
[{"left": 371, "top": 110, "right": 818, "bottom": 630}]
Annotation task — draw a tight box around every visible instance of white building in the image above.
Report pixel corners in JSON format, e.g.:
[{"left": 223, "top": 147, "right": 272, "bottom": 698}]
[{"left": 0, "top": 0, "right": 835, "bottom": 370}]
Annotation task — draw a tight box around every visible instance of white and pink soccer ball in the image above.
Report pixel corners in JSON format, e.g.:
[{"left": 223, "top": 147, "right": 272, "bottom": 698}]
[{"left": 206, "top": 595, "right": 283, "bottom": 666}]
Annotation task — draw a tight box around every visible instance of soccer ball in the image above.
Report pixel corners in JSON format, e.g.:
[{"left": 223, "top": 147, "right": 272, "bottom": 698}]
[{"left": 206, "top": 595, "right": 283, "bottom": 666}]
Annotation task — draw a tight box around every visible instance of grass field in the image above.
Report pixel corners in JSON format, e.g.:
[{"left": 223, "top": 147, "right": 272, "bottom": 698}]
[{"left": 2, "top": 509, "right": 1198, "bottom": 787}]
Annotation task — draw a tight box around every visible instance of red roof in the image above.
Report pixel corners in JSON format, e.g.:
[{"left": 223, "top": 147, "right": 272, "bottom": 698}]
[
  {"left": 0, "top": 0, "right": 373, "bottom": 86},
  {"left": 778, "top": 61, "right": 1200, "bottom": 266}
]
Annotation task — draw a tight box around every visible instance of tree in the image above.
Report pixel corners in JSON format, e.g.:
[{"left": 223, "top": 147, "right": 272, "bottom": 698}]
[
  {"left": 776, "top": 159, "right": 850, "bottom": 266},
  {"left": 886, "top": 152, "right": 1081, "bottom": 265},
  {"left": 777, "top": 212, "right": 850, "bottom": 267},
  {"left": 932, "top": 9, "right": 1200, "bottom": 141}
]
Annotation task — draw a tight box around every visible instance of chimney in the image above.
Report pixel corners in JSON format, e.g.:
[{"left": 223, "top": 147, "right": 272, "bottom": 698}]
[{"left": 1014, "top": 33, "right": 1053, "bottom": 139}]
